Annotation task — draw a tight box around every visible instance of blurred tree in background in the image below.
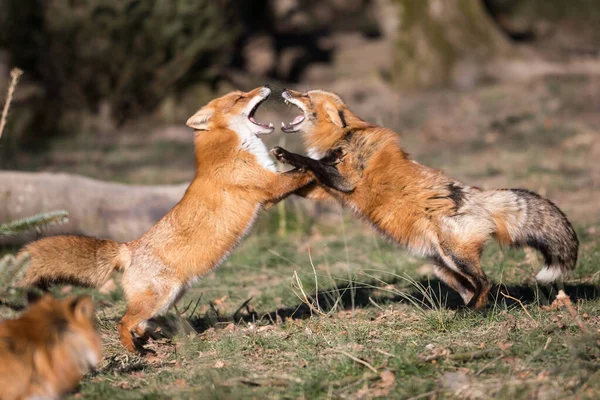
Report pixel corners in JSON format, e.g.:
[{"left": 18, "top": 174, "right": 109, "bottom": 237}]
[
  {"left": 0, "top": 0, "right": 239, "bottom": 145},
  {"left": 1, "top": 0, "right": 599, "bottom": 152},
  {"left": 391, "top": 0, "right": 512, "bottom": 89}
]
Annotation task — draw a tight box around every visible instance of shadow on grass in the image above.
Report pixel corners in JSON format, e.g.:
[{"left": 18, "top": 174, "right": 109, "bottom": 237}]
[{"left": 183, "top": 279, "right": 600, "bottom": 334}]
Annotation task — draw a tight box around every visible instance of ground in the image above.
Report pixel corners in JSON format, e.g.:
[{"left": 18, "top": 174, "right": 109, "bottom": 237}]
[{"left": 1, "top": 72, "right": 599, "bottom": 399}]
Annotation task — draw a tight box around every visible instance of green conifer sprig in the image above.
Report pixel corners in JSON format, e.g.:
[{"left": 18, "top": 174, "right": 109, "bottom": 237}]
[
  {"left": 0, "top": 252, "right": 30, "bottom": 288},
  {"left": 0, "top": 210, "right": 69, "bottom": 236}
]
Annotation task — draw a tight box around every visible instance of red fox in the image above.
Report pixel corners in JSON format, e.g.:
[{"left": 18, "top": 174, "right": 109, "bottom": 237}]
[
  {"left": 18, "top": 86, "right": 314, "bottom": 352},
  {"left": 0, "top": 295, "right": 101, "bottom": 400},
  {"left": 272, "top": 88, "right": 579, "bottom": 309}
]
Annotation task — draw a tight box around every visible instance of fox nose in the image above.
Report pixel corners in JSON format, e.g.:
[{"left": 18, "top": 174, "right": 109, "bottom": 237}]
[{"left": 263, "top": 84, "right": 271, "bottom": 90}]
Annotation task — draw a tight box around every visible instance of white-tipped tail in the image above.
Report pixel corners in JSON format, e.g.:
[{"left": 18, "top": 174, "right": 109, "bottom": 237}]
[{"left": 536, "top": 266, "right": 564, "bottom": 284}]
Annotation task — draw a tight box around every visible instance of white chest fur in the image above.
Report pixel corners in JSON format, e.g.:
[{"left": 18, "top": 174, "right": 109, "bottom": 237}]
[
  {"left": 240, "top": 134, "right": 276, "bottom": 172},
  {"left": 229, "top": 119, "right": 276, "bottom": 172}
]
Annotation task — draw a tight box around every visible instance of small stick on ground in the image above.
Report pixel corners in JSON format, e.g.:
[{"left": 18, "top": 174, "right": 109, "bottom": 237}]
[
  {"left": 501, "top": 291, "right": 539, "bottom": 326},
  {"left": 555, "top": 290, "right": 589, "bottom": 334},
  {"left": 419, "top": 348, "right": 501, "bottom": 363},
  {"left": 406, "top": 390, "right": 439, "bottom": 400},
  {"left": 335, "top": 349, "right": 378, "bottom": 373},
  {"left": 375, "top": 348, "right": 394, "bottom": 358},
  {"left": 475, "top": 355, "right": 504, "bottom": 376},
  {"left": 0, "top": 68, "right": 23, "bottom": 140}
]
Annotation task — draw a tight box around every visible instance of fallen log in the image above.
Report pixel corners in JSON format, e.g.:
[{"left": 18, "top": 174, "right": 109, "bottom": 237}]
[{"left": 0, "top": 171, "right": 187, "bottom": 246}]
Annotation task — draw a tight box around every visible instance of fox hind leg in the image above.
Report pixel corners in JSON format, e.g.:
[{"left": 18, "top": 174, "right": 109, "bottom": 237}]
[
  {"left": 431, "top": 263, "right": 476, "bottom": 305},
  {"left": 435, "top": 244, "right": 491, "bottom": 309},
  {"left": 118, "top": 284, "right": 182, "bottom": 352}
]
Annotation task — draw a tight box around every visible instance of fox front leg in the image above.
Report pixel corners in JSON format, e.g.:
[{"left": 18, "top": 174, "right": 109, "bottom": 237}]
[
  {"left": 270, "top": 147, "right": 355, "bottom": 193},
  {"left": 261, "top": 169, "right": 315, "bottom": 208}
]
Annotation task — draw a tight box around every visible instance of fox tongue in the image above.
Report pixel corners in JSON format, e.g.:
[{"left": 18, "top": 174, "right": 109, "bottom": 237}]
[{"left": 293, "top": 115, "right": 304, "bottom": 124}]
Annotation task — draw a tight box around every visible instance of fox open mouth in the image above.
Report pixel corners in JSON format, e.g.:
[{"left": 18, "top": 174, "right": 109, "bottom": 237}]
[
  {"left": 248, "top": 90, "right": 274, "bottom": 134},
  {"left": 281, "top": 91, "right": 306, "bottom": 133}
]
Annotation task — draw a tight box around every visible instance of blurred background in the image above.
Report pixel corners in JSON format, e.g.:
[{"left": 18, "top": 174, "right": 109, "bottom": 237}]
[{"left": 0, "top": 0, "right": 598, "bottom": 238}]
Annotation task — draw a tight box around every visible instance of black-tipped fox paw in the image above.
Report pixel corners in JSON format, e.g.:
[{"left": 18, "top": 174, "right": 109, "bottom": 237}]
[{"left": 270, "top": 146, "right": 289, "bottom": 164}]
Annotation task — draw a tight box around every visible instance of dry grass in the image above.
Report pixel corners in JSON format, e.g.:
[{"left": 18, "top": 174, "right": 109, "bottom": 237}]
[{"left": 0, "top": 68, "right": 22, "bottom": 141}]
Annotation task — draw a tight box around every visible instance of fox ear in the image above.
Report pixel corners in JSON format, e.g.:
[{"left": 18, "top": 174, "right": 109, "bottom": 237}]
[
  {"left": 70, "top": 296, "right": 95, "bottom": 321},
  {"left": 186, "top": 107, "right": 213, "bottom": 131},
  {"left": 324, "top": 101, "right": 345, "bottom": 128}
]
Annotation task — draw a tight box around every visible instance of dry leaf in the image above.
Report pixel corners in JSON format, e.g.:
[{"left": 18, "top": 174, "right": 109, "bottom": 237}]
[
  {"left": 174, "top": 379, "right": 187, "bottom": 388},
  {"left": 498, "top": 342, "right": 513, "bottom": 351},
  {"left": 213, "top": 295, "right": 228, "bottom": 306},
  {"left": 214, "top": 360, "right": 225, "bottom": 369},
  {"left": 225, "top": 323, "right": 235, "bottom": 332},
  {"left": 379, "top": 370, "right": 395, "bottom": 387}
]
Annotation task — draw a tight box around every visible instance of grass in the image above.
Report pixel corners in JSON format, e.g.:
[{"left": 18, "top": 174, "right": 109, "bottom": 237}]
[{"left": 1, "top": 215, "right": 597, "bottom": 399}]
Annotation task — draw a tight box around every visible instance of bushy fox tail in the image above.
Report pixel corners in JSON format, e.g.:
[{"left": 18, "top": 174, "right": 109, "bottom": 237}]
[
  {"left": 17, "top": 236, "right": 132, "bottom": 288},
  {"left": 482, "top": 188, "right": 578, "bottom": 283}
]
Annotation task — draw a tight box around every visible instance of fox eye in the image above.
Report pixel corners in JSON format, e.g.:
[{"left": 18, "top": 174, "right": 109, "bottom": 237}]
[{"left": 234, "top": 95, "right": 245, "bottom": 103}]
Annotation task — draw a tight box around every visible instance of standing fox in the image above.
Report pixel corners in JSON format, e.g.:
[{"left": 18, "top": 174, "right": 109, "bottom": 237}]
[
  {"left": 18, "top": 86, "right": 314, "bottom": 352},
  {"left": 272, "top": 89, "right": 578, "bottom": 309},
  {"left": 0, "top": 295, "right": 101, "bottom": 400}
]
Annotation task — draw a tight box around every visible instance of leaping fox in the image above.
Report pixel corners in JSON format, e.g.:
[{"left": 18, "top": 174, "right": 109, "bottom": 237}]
[
  {"left": 17, "top": 86, "right": 314, "bottom": 352},
  {"left": 272, "top": 88, "right": 578, "bottom": 309}
]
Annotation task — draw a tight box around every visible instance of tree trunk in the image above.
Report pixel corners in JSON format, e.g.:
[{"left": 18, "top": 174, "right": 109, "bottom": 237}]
[
  {"left": 392, "top": 0, "right": 513, "bottom": 89},
  {"left": 0, "top": 171, "right": 187, "bottom": 246}
]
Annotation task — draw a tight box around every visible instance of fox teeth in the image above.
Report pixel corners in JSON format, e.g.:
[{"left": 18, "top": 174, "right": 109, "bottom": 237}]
[
  {"left": 281, "top": 122, "right": 285, "bottom": 127},
  {"left": 285, "top": 100, "right": 289, "bottom": 105},
  {"left": 268, "top": 122, "right": 274, "bottom": 128}
]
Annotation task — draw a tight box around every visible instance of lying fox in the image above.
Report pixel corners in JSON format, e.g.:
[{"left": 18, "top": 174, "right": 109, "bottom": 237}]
[
  {"left": 18, "top": 86, "right": 314, "bottom": 352},
  {"left": 0, "top": 295, "right": 101, "bottom": 400},
  {"left": 272, "top": 89, "right": 578, "bottom": 308}
]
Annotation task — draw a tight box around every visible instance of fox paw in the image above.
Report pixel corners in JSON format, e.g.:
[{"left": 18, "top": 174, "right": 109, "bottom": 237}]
[{"left": 271, "top": 146, "right": 291, "bottom": 164}]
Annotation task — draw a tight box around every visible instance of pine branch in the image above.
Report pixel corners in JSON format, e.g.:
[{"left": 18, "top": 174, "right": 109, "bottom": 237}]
[
  {"left": 0, "top": 252, "right": 31, "bottom": 289},
  {"left": 0, "top": 210, "right": 69, "bottom": 236},
  {"left": 0, "top": 68, "right": 23, "bottom": 141}
]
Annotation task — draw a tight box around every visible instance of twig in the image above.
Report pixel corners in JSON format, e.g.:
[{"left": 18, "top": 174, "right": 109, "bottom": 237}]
[
  {"left": 556, "top": 290, "right": 589, "bottom": 334},
  {"left": 406, "top": 390, "right": 439, "bottom": 400},
  {"left": 335, "top": 349, "right": 378, "bottom": 373},
  {"left": 375, "top": 348, "right": 394, "bottom": 358},
  {"left": 0, "top": 68, "right": 23, "bottom": 140},
  {"left": 475, "top": 355, "right": 503, "bottom": 376},
  {"left": 500, "top": 292, "right": 539, "bottom": 326},
  {"left": 419, "top": 348, "right": 500, "bottom": 363}
]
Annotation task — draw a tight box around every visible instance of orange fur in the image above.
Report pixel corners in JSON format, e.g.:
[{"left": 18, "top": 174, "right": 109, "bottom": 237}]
[
  {"left": 18, "top": 87, "right": 313, "bottom": 352},
  {"left": 277, "top": 88, "right": 576, "bottom": 308},
  {"left": 0, "top": 295, "right": 101, "bottom": 400}
]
